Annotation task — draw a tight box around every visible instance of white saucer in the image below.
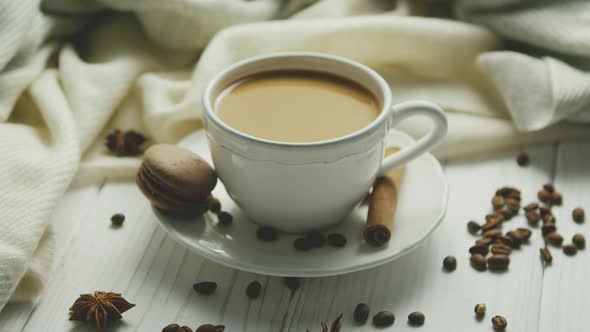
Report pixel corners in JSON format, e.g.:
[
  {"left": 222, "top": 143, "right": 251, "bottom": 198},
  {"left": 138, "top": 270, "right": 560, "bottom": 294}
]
[{"left": 153, "top": 130, "right": 448, "bottom": 277}]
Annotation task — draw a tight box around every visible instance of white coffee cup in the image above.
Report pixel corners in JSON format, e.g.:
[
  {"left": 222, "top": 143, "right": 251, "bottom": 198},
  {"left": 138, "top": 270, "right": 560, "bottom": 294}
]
[{"left": 202, "top": 52, "right": 447, "bottom": 232}]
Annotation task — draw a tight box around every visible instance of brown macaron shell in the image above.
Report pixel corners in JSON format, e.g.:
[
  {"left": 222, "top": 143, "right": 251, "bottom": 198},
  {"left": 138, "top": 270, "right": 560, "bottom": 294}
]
[{"left": 142, "top": 144, "right": 217, "bottom": 200}]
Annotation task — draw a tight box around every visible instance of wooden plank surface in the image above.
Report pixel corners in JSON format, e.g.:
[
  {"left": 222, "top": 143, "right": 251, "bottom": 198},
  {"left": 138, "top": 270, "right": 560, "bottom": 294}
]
[{"left": 2, "top": 140, "right": 590, "bottom": 331}]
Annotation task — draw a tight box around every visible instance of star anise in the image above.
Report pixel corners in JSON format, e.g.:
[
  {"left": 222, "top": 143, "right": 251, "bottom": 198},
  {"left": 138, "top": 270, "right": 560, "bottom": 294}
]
[
  {"left": 105, "top": 129, "right": 147, "bottom": 156},
  {"left": 69, "top": 291, "right": 135, "bottom": 330}
]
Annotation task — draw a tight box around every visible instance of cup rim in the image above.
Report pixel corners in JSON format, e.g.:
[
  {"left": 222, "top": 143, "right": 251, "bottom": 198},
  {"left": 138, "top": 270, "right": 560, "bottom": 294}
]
[{"left": 202, "top": 52, "right": 392, "bottom": 148}]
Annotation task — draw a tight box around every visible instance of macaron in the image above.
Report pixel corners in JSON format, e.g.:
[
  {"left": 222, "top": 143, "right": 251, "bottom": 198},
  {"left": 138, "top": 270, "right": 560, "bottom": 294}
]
[{"left": 137, "top": 144, "right": 217, "bottom": 216}]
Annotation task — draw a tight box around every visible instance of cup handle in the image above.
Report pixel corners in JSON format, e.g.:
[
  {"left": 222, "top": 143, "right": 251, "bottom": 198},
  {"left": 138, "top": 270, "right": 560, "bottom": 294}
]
[{"left": 378, "top": 100, "right": 448, "bottom": 175}]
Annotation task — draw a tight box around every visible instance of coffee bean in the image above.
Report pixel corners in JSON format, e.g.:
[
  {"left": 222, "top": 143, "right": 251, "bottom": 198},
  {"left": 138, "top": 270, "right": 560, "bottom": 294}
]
[
  {"left": 491, "top": 244, "right": 512, "bottom": 255},
  {"left": 217, "top": 211, "right": 233, "bottom": 226},
  {"left": 246, "top": 281, "right": 262, "bottom": 299},
  {"left": 196, "top": 324, "right": 225, "bottom": 332},
  {"left": 193, "top": 281, "right": 217, "bottom": 295},
  {"left": 284, "top": 277, "right": 301, "bottom": 292},
  {"left": 495, "top": 235, "right": 514, "bottom": 248},
  {"left": 408, "top": 311, "right": 425, "bottom": 326},
  {"left": 523, "top": 202, "right": 539, "bottom": 212},
  {"left": 482, "top": 219, "right": 502, "bottom": 232},
  {"left": 486, "top": 213, "right": 505, "bottom": 223},
  {"left": 373, "top": 311, "right": 395, "bottom": 327},
  {"left": 179, "top": 327, "right": 193, "bottom": 332},
  {"left": 563, "top": 244, "right": 578, "bottom": 256},
  {"left": 111, "top": 213, "right": 125, "bottom": 226},
  {"left": 516, "top": 152, "right": 529, "bottom": 166},
  {"left": 538, "top": 190, "right": 552, "bottom": 204},
  {"left": 491, "top": 315, "right": 507, "bottom": 330},
  {"left": 506, "top": 191, "right": 521, "bottom": 201},
  {"left": 467, "top": 221, "right": 481, "bottom": 234},
  {"left": 505, "top": 198, "right": 520, "bottom": 209},
  {"left": 540, "top": 206, "right": 552, "bottom": 218},
  {"left": 208, "top": 196, "right": 221, "bottom": 213},
  {"left": 540, "top": 248, "right": 552, "bottom": 264},
  {"left": 543, "top": 183, "right": 555, "bottom": 192},
  {"left": 543, "top": 214, "right": 556, "bottom": 225},
  {"left": 492, "top": 195, "right": 505, "bottom": 208},
  {"left": 353, "top": 303, "right": 370, "bottom": 323},
  {"left": 572, "top": 234, "right": 585, "bottom": 249},
  {"left": 516, "top": 228, "right": 532, "bottom": 242},
  {"left": 326, "top": 233, "right": 347, "bottom": 248},
  {"left": 304, "top": 230, "right": 326, "bottom": 248},
  {"left": 497, "top": 207, "right": 514, "bottom": 219},
  {"left": 469, "top": 245, "right": 489, "bottom": 255},
  {"left": 551, "top": 192, "right": 562, "bottom": 205},
  {"left": 443, "top": 256, "right": 457, "bottom": 271},
  {"left": 476, "top": 237, "right": 494, "bottom": 246},
  {"left": 573, "top": 208, "right": 585, "bottom": 223},
  {"left": 487, "top": 254, "right": 510, "bottom": 271},
  {"left": 541, "top": 223, "right": 556, "bottom": 237},
  {"left": 483, "top": 229, "right": 502, "bottom": 239},
  {"left": 545, "top": 232, "right": 563, "bottom": 246},
  {"left": 470, "top": 254, "right": 487, "bottom": 271},
  {"left": 506, "top": 231, "right": 523, "bottom": 248},
  {"left": 474, "top": 303, "right": 486, "bottom": 316},
  {"left": 162, "top": 324, "right": 181, "bottom": 332},
  {"left": 256, "top": 226, "right": 278, "bottom": 242},
  {"left": 496, "top": 187, "right": 520, "bottom": 197},
  {"left": 294, "top": 237, "right": 313, "bottom": 251}
]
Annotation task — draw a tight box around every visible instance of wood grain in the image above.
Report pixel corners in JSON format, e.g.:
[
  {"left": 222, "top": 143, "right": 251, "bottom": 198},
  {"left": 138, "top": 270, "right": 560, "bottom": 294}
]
[{"left": 2, "top": 141, "right": 590, "bottom": 331}]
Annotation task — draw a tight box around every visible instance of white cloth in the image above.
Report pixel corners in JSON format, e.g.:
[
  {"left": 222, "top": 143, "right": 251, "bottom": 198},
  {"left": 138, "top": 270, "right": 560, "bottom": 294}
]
[{"left": 1, "top": 0, "right": 589, "bottom": 312}]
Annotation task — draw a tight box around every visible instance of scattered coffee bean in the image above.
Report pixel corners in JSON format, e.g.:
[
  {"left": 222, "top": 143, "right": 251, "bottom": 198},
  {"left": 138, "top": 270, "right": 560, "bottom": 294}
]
[
  {"left": 482, "top": 219, "right": 502, "bottom": 232},
  {"left": 469, "top": 245, "right": 489, "bottom": 255},
  {"left": 486, "top": 213, "right": 505, "bottom": 223},
  {"left": 467, "top": 221, "right": 482, "bottom": 234},
  {"left": 551, "top": 192, "right": 562, "bottom": 205},
  {"left": 497, "top": 207, "right": 514, "bottom": 220},
  {"left": 542, "top": 214, "right": 556, "bottom": 225},
  {"left": 506, "top": 231, "right": 523, "bottom": 248},
  {"left": 353, "top": 303, "right": 370, "bottom": 323},
  {"left": 545, "top": 232, "right": 563, "bottom": 246},
  {"left": 111, "top": 213, "right": 125, "bottom": 226},
  {"left": 373, "top": 311, "right": 395, "bottom": 327},
  {"left": 538, "top": 190, "right": 552, "bottom": 204},
  {"left": 294, "top": 237, "right": 313, "bottom": 251},
  {"left": 563, "top": 244, "right": 578, "bottom": 256},
  {"left": 487, "top": 254, "right": 510, "bottom": 271},
  {"left": 284, "top": 277, "right": 301, "bottom": 292},
  {"left": 539, "top": 206, "right": 552, "bottom": 218},
  {"left": 408, "top": 311, "right": 425, "bottom": 326},
  {"left": 543, "top": 183, "right": 555, "bottom": 192},
  {"left": 196, "top": 324, "right": 225, "bottom": 332},
  {"left": 476, "top": 237, "right": 494, "bottom": 246},
  {"left": 496, "top": 187, "right": 521, "bottom": 197},
  {"left": 492, "top": 195, "right": 505, "bottom": 208},
  {"left": 495, "top": 235, "right": 514, "bottom": 248},
  {"left": 516, "top": 228, "right": 532, "bottom": 242},
  {"left": 326, "top": 233, "right": 347, "bottom": 248},
  {"left": 540, "top": 248, "right": 552, "bottom": 264},
  {"left": 256, "top": 226, "right": 278, "bottom": 242},
  {"left": 523, "top": 202, "right": 538, "bottom": 212},
  {"left": 572, "top": 234, "right": 585, "bottom": 249},
  {"left": 491, "top": 244, "right": 512, "bottom": 255},
  {"left": 246, "top": 281, "right": 262, "bottom": 299},
  {"left": 443, "top": 256, "right": 457, "bottom": 271},
  {"left": 541, "top": 223, "right": 556, "bottom": 237},
  {"left": 573, "top": 208, "right": 585, "bottom": 223},
  {"left": 491, "top": 315, "right": 507, "bottom": 330},
  {"left": 304, "top": 230, "right": 326, "bottom": 248},
  {"left": 470, "top": 254, "right": 487, "bottom": 271},
  {"left": 483, "top": 229, "right": 502, "bottom": 239},
  {"left": 217, "top": 211, "right": 233, "bottom": 226},
  {"left": 162, "top": 324, "right": 182, "bottom": 332},
  {"left": 525, "top": 211, "right": 541, "bottom": 226},
  {"left": 474, "top": 303, "right": 486, "bottom": 316},
  {"left": 516, "top": 152, "right": 529, "bottom": 166},
  {"left": 208, "top": 196, "right": 221, "bottom": 213},
  {"left": 193, "top": 281, "right": 217, "bottom": 295}
]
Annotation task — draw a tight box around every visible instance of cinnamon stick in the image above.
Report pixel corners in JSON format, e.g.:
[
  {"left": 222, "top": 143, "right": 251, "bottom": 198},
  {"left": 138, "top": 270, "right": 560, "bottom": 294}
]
[{"left": 364, "top": 147, "right": 405, "bottom": 246}]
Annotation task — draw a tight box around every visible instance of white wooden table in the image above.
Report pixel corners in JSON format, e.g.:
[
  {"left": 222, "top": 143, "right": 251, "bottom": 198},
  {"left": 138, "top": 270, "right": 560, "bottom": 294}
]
[{"left": 1, "top": 140, "right": 589, "bottom": 332}]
